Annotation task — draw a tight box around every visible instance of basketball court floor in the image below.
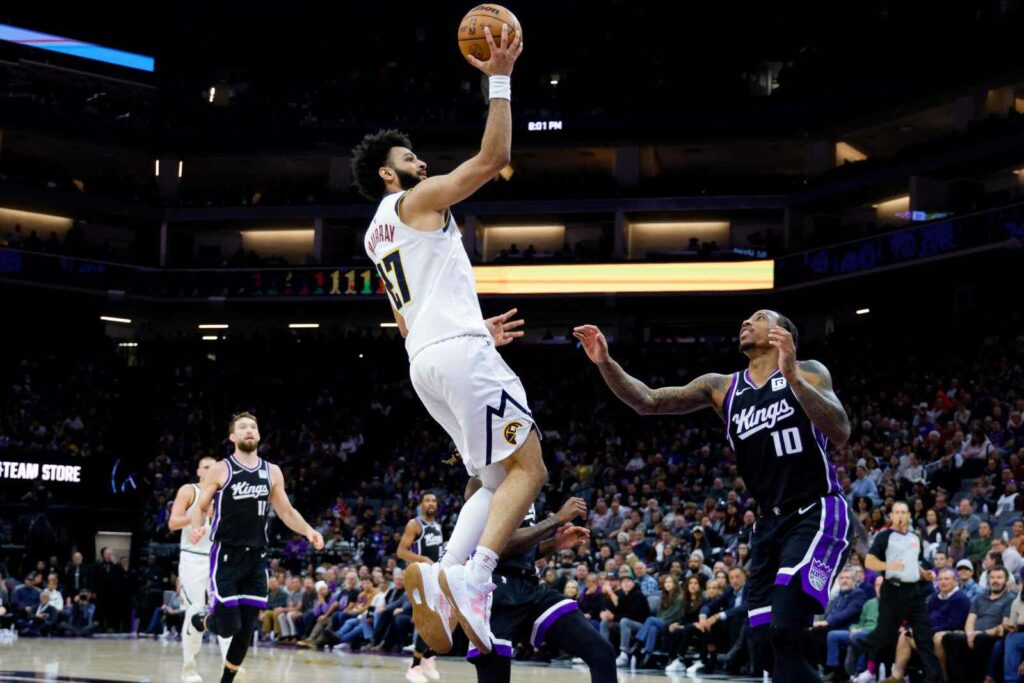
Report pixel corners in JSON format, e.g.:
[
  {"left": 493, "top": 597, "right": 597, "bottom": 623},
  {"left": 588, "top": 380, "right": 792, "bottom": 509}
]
[{"left": 0, "top": 637, "right": 764, "bottom": 682}]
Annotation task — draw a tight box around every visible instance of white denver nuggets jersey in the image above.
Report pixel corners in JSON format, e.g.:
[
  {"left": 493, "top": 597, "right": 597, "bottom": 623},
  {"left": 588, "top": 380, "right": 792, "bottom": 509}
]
[
  {"left": 180, "top": 483, "right": 212, "bottom": 555},
  {"left": 364, "top": 191, "right": 489, "bottom": 359}
]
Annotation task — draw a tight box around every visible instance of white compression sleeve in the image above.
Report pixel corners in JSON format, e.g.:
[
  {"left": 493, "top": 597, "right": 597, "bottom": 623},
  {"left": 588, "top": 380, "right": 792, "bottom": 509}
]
[{"left": 439, "top": 487, "right": 494, "bottom": 568}]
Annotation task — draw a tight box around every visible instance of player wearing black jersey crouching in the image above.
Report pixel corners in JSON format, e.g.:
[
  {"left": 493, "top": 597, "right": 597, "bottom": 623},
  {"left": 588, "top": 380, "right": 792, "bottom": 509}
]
[
  {"left": 464, "top": 478, "right": 617, "bottom": 683},
  {"left": 576, "top": 310, "right": 853, "bottom": 683}
]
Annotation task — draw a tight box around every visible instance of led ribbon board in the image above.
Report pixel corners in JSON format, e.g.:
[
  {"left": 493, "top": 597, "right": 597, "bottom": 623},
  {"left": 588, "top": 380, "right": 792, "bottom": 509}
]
[
  {"left": 472, "top": 261, "right": 774, "bottom": 294},
  {"left": 0, "top": 23, "right": 154, "bottom": 72}
]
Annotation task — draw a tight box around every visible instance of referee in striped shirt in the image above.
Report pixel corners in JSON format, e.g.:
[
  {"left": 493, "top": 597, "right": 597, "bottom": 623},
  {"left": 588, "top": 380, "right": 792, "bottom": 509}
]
[{"left": 861, "top": 501, "right": 943, "bottom": 683}]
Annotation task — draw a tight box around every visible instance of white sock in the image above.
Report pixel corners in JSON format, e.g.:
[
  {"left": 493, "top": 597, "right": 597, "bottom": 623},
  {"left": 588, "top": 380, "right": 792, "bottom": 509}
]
[
  {"left": 218, "top": 635, "right": 232, "bottom": 660},
  {"left": 468, "top": 546, "right": 499, "bottom": 585},
  {"left": 439, "top": 487, "right": 494, "bottom": 569}
]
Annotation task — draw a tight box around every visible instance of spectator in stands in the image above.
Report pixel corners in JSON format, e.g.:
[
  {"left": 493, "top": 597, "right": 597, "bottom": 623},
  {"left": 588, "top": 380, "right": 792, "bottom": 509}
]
[
  {"left": 20, "top": 590, "right": 59, "bottom": 637},
  {"left": 686, "top": 551, "right": 713, "bottom": 584},
  {"left": 336, "top": 577, "right": 378, "bottom": 647},
  {"left": 919, "top": 509, "right": 944, "bottom": 562},
  {"left": 664, "top": 575, "right": 706, "bottom": 672},
  {"left": 634, "top": 574, "right": 682, "bottom": 668},
  {"left": 41, "top": 573, "right": 63, "bottom": 614},
  {"left": 991, "top": 536, "right": 1024, "bottom": 576},
  {"left": 11, "top": 572, "right": 41, "bottom": 623},
  {"left": 996, "top": 479, "right": 1021, "bottom": 515},
  {"left": 942, "top": 565, "right": 1015, "bottom": 683},
  {"left": 300, "top": 580, "right": 341, "bottom": 649},
  {"left": 1002, "top": 589, "right": 1024, "bottom": 683},
  {"left": 851, "top": 465, "right": 882, "bottom": 506},
  {"left": 691, "top": 567, "right": 748, "bottom": 675},
  {"left": 259, "top": 575, "right": 289, "bottom": 640},
  {"left": 578, "top": 573, "right": 607, "bottom": 630},
  {"left": 836, "top": 575, "right": 883, "bottom": 681},
  {"left": 600, "top": 569, "right": 650, "bottom": 667},
  {"left": 62, "top": 552, "right": 93, "bottom": 596},
  {"left": 58, "top": 589, "right": 97, "bottom": 637},
  {"left": 367, "top": 569, "right": 405, "bottom": 650},
  {"left": 809, "top": 569, "right": 868, "bottom": 678},
  {"left": 957, "top": 559, "right": 983, "bottom": 600},
  {"left": 633, "top": 562, "right": 659, "bottom": 599},
  {"left": 952, "top": 499, "right": 983, "bottom": 538},
  {"left": 144, "top": 582, "right": 182, "bottom": 636},
  {"left": 969, "top": 521, "right": 994, "bottom": 566}
]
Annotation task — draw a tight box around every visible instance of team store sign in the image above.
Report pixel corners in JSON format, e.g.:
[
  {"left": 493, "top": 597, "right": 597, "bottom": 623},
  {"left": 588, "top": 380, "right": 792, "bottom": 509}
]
[{"left": 0, "top": 460, "right": 82, "bottom": 483}]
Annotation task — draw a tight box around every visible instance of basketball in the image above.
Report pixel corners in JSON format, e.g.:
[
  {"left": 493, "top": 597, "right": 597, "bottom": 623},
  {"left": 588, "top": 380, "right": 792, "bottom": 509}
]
[{"left": 457, "top": 4, "right": 522, "bottom": 65}]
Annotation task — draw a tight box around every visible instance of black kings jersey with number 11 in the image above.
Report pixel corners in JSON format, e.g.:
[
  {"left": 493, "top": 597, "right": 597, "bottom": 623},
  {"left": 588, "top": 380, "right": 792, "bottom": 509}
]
[
  {"left": 210, "top": 455, "right": 272, "bottom": 548},
  {"left": 724, "top": 368, "right": 841, "bottom": 511}
]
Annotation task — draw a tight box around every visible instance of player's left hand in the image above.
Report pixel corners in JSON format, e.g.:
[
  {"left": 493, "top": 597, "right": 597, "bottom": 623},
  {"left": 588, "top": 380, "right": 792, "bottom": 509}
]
[
  {"left": 308, "top": 529, "right": 325, "bottom": 550},
  {"left": 768, "top": 326, "right": 799, "bottom": 382},
  {"left": 553, "top": 523, "right": 590, "bottom": 551},
  {"left": 189, "top": 526, "right": 207, "bottom": 545},
  {"left": 485, "top": 308, "right": 525, "bottom": 347},
  {"left": 557, "top": 497, "right": 587, "bottom": 523}
]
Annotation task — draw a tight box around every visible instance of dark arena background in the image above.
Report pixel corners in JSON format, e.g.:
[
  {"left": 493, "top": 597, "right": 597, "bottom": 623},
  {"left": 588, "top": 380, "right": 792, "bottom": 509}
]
[{"left": 0, "top": 2, "right": 1022, "bottom": 682}]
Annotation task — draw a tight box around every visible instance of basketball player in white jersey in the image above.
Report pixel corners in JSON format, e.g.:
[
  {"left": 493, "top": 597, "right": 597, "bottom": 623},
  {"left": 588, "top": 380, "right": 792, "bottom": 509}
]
[
  {"left": 167, "top": 456, "right": 235, "bottom": 682},
  {"left": 353, "top": 24, "right": 545, "bottom": 656}
]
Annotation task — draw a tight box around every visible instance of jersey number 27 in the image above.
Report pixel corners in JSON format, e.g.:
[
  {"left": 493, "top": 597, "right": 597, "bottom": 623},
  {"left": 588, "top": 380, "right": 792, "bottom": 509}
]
[{"left": 376, "top": 249, "right": 411, "bottom": 309}]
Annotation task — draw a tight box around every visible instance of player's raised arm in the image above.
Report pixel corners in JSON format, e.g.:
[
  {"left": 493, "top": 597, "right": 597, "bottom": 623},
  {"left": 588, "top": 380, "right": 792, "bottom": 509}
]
[
  {"left": 400, "top": 24, "right": 522, "bottom": 220},
  {"left": 268, "top": 464, "right": 324, "bottom": 550},
  {"left": 168, "top": 483, "right": 197, "bottom": 532},
  {"left": 574, "top": 324, "right": 731, "bottom": 416},
  {"left": 768, "top": 325, "right": 852, "bottom": 445}
]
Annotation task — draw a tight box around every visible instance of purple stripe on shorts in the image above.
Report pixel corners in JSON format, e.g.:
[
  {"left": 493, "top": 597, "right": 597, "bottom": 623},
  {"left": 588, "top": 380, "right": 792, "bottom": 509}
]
[
  {"left": 749, "top": 611, "right": 772, "bottom": 628},
  {"left": 532, "top": 602, "right": 579, "bottom": 648},
  {"left": 209, "top": 542, "right": 219, "bottom": 608},
  {"left": 466, "top": 644, "right": 513, "bottom": 660},
  {"left": 800, "top": 496, "right": 849, "bottom": 610},
  {"left": 217, "top": 597, "right": 268, "bottom": 609}
]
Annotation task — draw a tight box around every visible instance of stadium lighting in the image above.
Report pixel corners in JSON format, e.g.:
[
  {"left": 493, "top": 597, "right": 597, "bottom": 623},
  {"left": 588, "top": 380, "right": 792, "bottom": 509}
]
[
  {"left": 100, "top": 315, "right": 132, "bottom": 324},
  {"left": 549, "top": 73, "right": 560, "bottom": 86},
  {"left": 208, "top": 87, "right": 216, "bottom": 103},
  {"left": 856, "top": 308, "right": 870, "bottom": 315},
  {"left": 201, "top": 335, "right": 219, "bottom": 341},
  {"left": 288, "top": 323, "right": 319, "bottom": 329},
  {"left": 154, "top": 160, "right": 160, "bottom": 177},
  {"left": 197, "top": 324, "right": 229, "bottom": 329},
  {"left": 178, "top": 161, "right": 184, "bottom": 179},
  {"left": 380, "top": 322, "right": 399, "bottom": 328},
  {"left": 117, "top": 342, "right": 138, "bottom": 348}
]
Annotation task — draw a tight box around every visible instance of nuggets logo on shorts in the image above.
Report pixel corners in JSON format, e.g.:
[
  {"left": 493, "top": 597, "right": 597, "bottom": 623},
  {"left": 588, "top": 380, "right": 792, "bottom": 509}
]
[{"left": 503, "top": 421, "right": 523, "bottom": 445}]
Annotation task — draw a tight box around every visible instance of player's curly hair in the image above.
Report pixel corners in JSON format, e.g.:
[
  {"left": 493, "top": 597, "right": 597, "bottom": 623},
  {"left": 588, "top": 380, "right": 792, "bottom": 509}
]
[{"left": 350, "top": 129, "right": 413, "bottom": 202}]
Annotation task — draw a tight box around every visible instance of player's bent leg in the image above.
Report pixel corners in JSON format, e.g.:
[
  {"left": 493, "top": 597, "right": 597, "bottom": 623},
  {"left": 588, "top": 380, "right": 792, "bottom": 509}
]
[
  {"left": 544, "top": 610, "right": 618, "bottom": 683},
  {"left": 769, "top": 581, "right": 823, "bottom": 683},
  {"left": 476, "top": 430, "right": 546, "bottom": 555},
  {"left": 439, "top": 488, "right": 494, "bottom": 570}
]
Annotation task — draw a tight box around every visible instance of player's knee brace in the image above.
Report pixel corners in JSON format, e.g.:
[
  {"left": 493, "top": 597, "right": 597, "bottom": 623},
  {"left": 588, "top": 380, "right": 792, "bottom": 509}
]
[{"left": 212, "top": 606, "right": 242, "bottom": 638}]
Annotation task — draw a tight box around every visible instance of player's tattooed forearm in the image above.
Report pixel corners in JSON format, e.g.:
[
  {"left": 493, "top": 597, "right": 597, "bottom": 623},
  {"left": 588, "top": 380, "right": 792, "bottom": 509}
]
[{"left": 792, "top": 361, "right": 851, "bottom": 444}]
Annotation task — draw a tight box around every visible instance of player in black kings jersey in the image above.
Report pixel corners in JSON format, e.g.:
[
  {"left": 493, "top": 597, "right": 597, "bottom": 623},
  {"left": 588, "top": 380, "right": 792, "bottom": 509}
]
[
  {"left": 463, "top": 478, "right": 616, "bottom": 683},
  {"left": 185, "top": 413, "right": 325, "bottom": 683},
  {"left": 575, "top": 310, "right": 852, "bottom": 683},
  {"left": 397, "top": 493, "right": 447, "bottom": 683}
]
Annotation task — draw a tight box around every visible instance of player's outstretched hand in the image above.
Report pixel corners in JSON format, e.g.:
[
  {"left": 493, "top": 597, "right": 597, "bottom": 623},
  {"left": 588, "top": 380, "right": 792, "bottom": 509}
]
[
  {"left": 308, "top": 529, "right": 325, "bottom": 551},
  {"left": 485, "top": 307, "right": 525, "bottom": 347},
  {"left": 465, "top": 24, "right": 523, "bottom": 77},
  {"left": 768, "top": 326, "right": 799, "bottom": 381},
  {"left": 553, "top": 523, "right": 591, "bottom": 551},
  {"left": 557, "top": 496, "right": 587, "bottom": 524},
  {"left": 572, "top": 325, "right": 609, "bottom": 364},
  {"left": 189, "top": 526, "right": 207, "bottom": 545}
]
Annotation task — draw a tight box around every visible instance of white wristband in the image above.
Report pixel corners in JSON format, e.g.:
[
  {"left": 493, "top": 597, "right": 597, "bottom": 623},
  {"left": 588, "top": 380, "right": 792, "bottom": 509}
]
[{"left": 489, "top": 75, "right": 511, "bottom": 101}]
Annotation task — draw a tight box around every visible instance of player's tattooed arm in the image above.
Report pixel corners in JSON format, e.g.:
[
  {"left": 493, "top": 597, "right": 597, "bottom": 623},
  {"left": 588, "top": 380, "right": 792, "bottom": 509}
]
[
  {"left": 793, "top": 360, "right": 851, "bottom": 445},
  {"left": 599, "top": 361, "right": 729, "bottom": 417},
  {"left": 574, "top": 325, "right": 728, "bottom": 416}
]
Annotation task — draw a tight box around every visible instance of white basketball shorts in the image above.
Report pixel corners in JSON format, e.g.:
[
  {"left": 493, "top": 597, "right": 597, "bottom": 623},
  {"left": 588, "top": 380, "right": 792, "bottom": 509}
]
[{"left": 410, "top": 334, "right": 535, "bottom": 477}]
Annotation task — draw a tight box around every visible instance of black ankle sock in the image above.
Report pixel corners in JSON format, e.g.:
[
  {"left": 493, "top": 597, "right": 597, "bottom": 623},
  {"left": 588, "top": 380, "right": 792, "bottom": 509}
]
[
  {"left": 191, "top": 612, "right": 206, "bottom": 633},
  {"left": 220, "top": 666, "right": 237, "bottom": 683}
]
